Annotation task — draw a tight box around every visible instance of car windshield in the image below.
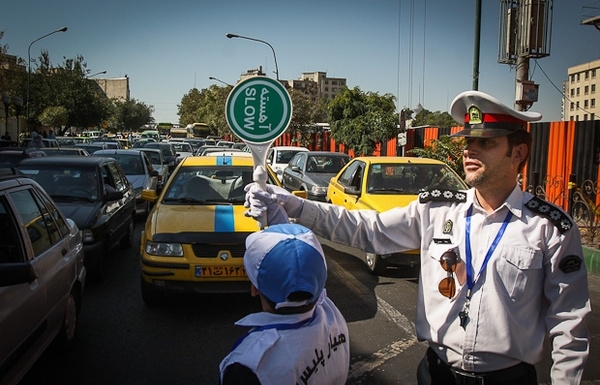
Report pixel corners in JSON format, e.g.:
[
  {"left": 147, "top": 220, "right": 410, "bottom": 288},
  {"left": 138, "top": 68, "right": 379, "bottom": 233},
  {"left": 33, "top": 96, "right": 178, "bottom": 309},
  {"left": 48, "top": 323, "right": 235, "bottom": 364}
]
[
  {"left": 162, "top": 166, "right": 266, "bottom": 205},
  {"left": 19, "top": 166, "right": 101, "bottom": 202},
  {"left": 366, "top": 163, "right": 466, "bottom": 195},
  {"left": 106, "top": 154, "right": 144, "bottom": 175},
  {"left": 142, "top": 151, "right": 162, "bottom": 164},
  {"left": 276, "top": 150, "right": 303, "bottom": 164},
  {"left": 306, "top": 155, "right": 349, "bottom": 173}
]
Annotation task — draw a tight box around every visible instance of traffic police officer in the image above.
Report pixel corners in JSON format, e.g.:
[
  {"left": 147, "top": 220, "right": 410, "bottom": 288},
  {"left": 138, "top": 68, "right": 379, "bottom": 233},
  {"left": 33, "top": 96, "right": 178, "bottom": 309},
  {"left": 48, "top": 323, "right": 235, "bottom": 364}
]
[
  {"left": 219, "top": 224, "right": 350, "bottom": 385},
  {"left": 244, "top": 90, "right": 591, "bottom": 384}
]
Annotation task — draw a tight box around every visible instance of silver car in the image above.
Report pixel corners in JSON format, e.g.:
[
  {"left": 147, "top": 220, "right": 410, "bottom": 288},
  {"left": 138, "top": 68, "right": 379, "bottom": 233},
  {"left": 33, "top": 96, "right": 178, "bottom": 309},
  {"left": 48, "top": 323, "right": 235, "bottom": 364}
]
[{"left": 0, "top": 168, "right": 86, "bottom": 385}]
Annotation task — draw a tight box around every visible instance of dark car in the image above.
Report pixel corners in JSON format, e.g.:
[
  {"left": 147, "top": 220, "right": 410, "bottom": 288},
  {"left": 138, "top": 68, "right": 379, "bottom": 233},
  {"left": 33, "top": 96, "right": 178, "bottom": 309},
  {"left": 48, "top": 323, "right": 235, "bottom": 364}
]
[
  {"left": 41, "top": 147, "right": 90, "bottom": 156},
  {"left": 143, "top": 142, "right": 178, "bottom": 172},
  {"left": 0, "top": 168, "right": 86, "bottom": 385},
  {"left": 0, "top": 147, "right": 46, "bottom": 168},
  {"left": 282, "top": 151, "right": 351, "bottom": 201},
  {"left": 18, "top": 156, "right": 136, "bottom": 281},
  {"left": 92, "top": 149, "right": 159, "bottom": 219}
]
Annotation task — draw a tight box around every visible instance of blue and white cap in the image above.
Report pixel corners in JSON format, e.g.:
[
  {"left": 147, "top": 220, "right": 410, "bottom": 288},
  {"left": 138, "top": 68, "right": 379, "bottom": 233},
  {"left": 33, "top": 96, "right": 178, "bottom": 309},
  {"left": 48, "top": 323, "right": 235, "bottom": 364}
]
[{"left": 244, "top": 224, "right": 327, "bottom": 309}]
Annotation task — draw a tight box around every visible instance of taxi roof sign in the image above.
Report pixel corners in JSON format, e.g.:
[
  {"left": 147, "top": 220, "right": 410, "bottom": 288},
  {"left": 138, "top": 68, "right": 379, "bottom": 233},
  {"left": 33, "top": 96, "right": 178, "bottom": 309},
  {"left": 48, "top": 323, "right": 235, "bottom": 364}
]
[{"left": 225, "top": 76, "right": 292, "bottom": 144}]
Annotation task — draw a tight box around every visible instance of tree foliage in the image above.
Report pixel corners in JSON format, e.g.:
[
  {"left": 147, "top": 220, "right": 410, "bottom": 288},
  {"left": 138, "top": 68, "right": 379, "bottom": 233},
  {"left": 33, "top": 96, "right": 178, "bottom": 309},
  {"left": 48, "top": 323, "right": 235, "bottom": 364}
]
[
  {"left": 107, "top": 98, "right": 153, "bottom": 133},
  {"left": 38, "top": 106, "right": 68, "bottom": 129},
  {"left": 410, "top": 108, "right": 459, "bottom": 128},
  {"left": 178, "top": 85, "right": 231, "bottom": 137},
  {"left": 408, "top": 135, "right": 466, "bottom": 179},
  {"left": 328, "top": 86, "right": 398, "bottom": 156},
  {"left": 287, "top": 87, "right": 328, "bottom": 147}
]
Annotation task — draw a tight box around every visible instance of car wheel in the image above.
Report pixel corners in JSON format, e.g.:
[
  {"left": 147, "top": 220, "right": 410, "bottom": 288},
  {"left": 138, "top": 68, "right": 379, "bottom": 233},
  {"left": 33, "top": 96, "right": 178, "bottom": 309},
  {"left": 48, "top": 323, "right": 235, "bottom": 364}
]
[
  {"left": 141, "top": 276, "right": 163, "bottom": 307},
  {"left": 365, "top": 252, "right": 388, "bottom": 275},
  {"left": 56, "top": 290, "right": 78, "bottom": 349},
  {"left": 120, "top": 214, "right": 134, "bottom": 249}
]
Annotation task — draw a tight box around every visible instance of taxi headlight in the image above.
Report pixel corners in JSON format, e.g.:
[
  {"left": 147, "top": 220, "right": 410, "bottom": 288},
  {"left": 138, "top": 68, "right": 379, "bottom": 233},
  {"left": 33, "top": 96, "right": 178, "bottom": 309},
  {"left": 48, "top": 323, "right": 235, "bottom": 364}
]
[{"left": 145, "top": 241, "right": 184, "bottom": 257}]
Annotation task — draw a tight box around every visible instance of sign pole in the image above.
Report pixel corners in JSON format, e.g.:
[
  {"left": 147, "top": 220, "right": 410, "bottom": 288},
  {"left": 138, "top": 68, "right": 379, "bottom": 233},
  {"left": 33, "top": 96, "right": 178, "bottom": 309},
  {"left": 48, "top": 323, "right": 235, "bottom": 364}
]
[{"left": 225, "top": 76, "right": 292, "bottom": 228}]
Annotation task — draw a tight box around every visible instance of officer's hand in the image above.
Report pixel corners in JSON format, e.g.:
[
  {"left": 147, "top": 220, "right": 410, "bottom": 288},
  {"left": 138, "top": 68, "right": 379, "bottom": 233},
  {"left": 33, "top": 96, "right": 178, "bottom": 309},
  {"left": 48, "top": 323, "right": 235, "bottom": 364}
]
[{"left": 244, "top": 183, "right": 304, "bottom": 225}]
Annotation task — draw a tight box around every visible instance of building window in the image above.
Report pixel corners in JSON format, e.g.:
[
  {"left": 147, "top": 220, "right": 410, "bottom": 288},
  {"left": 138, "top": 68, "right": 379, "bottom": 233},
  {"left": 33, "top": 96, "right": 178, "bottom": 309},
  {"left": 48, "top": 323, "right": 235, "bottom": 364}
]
[
  {"left": 571, "top": 88, "right": 575, "bottom": 97},
  {"left": 585, "top": 71, "right": 590, "bottom": 80},
  {"left": 577, "top": 87, "right": 580, "bottom": 96},
  {"left": 585, "top": 100, "right": 589, "bottom": 108},
  {"left": 585, "top": 85, "right": 589, "bottom": 95},
  {"left": 593, "top": 84, "right": 596, "bottom": 93},
  {"left": 577, "top": 73, "right": 581, "bottom": 81},
  {"left": 570, "top": 102, "right": 575, "bottom": 111},
  {"left": 571, "top": 74, "right": 576, "bottom": 82},
  {"left": 593, "top": 69, "right": 597, "bottom": 78},
  {"left": 592, "top": 99, "right": 596, "bottom": 108},
  {"left": 584, "top": 114, "right": 588, "bottom": 120}
]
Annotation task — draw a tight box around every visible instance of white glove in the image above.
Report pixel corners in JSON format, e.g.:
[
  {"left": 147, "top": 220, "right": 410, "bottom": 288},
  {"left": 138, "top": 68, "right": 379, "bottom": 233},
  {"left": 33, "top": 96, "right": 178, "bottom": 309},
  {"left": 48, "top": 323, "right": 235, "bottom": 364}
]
[{"left": 244, "top": 183, "right": 305, "bottom": 226}]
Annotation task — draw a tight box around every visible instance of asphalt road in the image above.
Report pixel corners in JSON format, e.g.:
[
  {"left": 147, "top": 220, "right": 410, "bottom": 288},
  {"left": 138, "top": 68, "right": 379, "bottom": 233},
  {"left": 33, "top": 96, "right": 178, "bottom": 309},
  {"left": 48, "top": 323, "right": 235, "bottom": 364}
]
[{"left": 19, "top": 223, "right": 600, "bottom": 385}]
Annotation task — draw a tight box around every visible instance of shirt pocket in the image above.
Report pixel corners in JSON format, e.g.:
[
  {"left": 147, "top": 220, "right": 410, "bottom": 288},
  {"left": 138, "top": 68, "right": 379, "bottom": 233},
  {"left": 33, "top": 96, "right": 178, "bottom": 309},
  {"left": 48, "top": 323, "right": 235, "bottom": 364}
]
[{"left": 496, "top": 245, "right": 543, "bottom": 300}]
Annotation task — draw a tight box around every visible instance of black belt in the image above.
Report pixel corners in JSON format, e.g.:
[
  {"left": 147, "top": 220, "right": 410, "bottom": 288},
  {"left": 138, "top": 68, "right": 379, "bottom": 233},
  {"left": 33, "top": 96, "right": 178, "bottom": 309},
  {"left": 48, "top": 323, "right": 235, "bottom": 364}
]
[{"left": 426, "top": 348, "right": 535, "bottom": 385}]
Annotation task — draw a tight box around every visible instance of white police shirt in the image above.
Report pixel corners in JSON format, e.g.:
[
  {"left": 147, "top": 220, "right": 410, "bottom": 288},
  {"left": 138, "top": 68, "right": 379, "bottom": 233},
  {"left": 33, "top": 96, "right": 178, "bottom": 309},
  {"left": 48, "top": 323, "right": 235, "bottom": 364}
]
[
  {"left": 297, "top": 186, "right": 590, "bottom": 384},
  {"left": 219, "top": 291, "right": 350, "bottom": 385}
]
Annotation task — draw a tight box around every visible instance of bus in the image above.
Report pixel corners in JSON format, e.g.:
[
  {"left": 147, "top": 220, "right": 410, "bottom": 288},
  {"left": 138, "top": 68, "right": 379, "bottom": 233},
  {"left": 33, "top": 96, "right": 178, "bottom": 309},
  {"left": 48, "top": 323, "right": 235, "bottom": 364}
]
[
  {"left": 187, "top": 123, "right": 212, "bottom": 138},
  {"left": 169, "top": 126, "right": 194, "bottom": 139},
  {"left": 156, "top": 122, "right": 173, "bottom": 137}
]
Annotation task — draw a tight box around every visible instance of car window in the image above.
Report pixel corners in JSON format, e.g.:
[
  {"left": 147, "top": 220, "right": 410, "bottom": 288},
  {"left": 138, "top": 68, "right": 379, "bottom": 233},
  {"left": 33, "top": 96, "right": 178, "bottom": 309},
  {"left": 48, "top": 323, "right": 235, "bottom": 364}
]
[
  {"left": 0, "top": 197, "right": 27, "bottom": 263},
  {"left": 37, "top": 189, "right": 69, "bottom": 236},
  {"left": 277, "top": 150, "right": 301, "bottom": 164},
  {"left": 107, "top": 162, "right": 128, "bottom": 192},
  {"left": 10, "top": 188, "right": 55, "bottom": 257},
  {"left": 144, "top": 151, "right": 161, "bottom": 164},
  {"left": 338, "top": 161, "right": 361, "bottom": 187}
]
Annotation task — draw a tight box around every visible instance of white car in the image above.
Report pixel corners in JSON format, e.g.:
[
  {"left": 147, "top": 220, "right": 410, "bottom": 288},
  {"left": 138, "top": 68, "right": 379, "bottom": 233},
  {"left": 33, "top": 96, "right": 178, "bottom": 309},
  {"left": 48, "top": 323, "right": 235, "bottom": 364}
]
[{"left": 266, "top": 146, "right": 309, "bottom": 182}]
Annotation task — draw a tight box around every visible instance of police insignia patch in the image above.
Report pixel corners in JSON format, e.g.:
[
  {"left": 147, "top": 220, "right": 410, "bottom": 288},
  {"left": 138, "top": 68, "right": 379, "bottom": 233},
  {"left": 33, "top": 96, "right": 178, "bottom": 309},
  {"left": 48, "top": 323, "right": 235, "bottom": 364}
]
[
  {"left": 443, "top": 220, "right": 453, "bottom": 234},
  {"left": 419, "top": 189, "right": 467, "bottom": 204},
  {"left": 525, "top": 197, "right": 573, "bottom": 234},
  {"left": 559, "top": 255, "right": 583, "bottom": 273}
]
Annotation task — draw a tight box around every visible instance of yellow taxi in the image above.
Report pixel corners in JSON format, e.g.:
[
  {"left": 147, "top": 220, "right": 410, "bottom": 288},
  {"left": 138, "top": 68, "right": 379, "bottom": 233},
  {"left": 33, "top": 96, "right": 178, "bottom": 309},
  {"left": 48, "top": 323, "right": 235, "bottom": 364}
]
[
  {"left": 139, "top": 155, "right": 280, "bottom": 305},
  {"left": 326, "top": 156, "right": 468, "bottom": 274}
]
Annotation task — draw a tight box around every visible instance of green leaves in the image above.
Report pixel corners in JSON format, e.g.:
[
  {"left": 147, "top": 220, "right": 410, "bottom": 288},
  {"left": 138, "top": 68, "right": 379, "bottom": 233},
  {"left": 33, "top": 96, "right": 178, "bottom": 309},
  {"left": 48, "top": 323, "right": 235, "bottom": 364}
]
[{"left": 328, "top": 87, "right": 397, "bottom": 156}]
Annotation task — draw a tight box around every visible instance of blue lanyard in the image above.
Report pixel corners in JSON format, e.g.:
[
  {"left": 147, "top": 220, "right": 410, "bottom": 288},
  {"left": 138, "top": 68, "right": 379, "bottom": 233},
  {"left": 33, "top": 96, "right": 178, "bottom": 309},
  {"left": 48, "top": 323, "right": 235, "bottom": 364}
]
[{"left": 464, "top": 206, "right": 513, "bottom": 299}]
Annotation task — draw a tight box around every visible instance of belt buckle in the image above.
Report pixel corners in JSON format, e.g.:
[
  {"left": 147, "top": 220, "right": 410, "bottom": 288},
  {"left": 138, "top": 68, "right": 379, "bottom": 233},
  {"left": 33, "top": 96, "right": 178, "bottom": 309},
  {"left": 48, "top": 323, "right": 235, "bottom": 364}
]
[{"left": 452, "top": 369, "right": 486, "bottom": 385}]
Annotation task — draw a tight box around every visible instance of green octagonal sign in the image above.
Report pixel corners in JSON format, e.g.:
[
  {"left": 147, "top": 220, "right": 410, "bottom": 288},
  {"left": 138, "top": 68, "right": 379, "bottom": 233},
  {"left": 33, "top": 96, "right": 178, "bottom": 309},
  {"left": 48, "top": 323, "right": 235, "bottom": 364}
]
[{"left": 225, "top": 76, "right": 292, "bottom": 144}]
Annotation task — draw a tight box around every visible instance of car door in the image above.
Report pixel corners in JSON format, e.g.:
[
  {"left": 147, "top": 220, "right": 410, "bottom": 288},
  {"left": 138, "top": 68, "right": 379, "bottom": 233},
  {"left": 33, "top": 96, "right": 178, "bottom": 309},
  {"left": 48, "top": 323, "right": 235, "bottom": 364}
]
[
  {"left": 103, "top": 162, "right": 133, "bottom": 245},
  {"left": 0, "top": 185, "right": 71, "bottom": 371},
  {"left": 283, "top": 152, "right": 305, "bottom": 191}
]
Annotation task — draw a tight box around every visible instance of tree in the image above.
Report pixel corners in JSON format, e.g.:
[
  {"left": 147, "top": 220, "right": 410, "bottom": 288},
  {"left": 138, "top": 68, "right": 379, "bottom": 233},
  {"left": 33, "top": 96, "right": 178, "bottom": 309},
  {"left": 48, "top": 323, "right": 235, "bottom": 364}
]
[
  {"left": 408, "top": 135, "right": 466, "bottom": 179},
  {"left": 287, "top": 87, "right": 328, "bottom": 147},
  {"left": 178, "top": 85, "right": 231, "bottom": 137},
  {"left": 29, "top": 52, "right": 111, "bottom": 131},
  {"left": 107, "top": 98, "right": 153, "bottom": 133},
  {"left": 38, "top": 106, "right": 68, "bottom": 129},
  {"left": 410, "top": 108, "right": 458, "bottom": 128},
  {"left": 328, "top": 86, "right": 397, "bottom": 156}
]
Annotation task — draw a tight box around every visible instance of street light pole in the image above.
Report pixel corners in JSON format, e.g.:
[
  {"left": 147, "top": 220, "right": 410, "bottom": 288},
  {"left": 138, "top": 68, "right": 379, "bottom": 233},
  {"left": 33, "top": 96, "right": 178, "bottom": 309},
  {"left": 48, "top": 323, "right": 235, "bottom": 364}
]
[
  {"left": 27, "top": 26, "right": 68, "bottom": 133},
  {"left": 226, "top": 33, "right": 279, "bottom": 80},
  {"left": 209, "top": 76, "right": 232, "bottom": 87},
  {"left": 87, "top": 70, "right": 107, "bottom": 79}
]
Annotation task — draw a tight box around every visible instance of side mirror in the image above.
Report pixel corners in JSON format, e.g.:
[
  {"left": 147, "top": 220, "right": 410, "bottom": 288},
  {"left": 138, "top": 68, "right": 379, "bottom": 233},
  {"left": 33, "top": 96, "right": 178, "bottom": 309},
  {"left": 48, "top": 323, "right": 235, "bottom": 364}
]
[
  {"left": 141, "top": 189, "right": 158, "bottom": 203},
  {"left": 0, "top": 262, "right": 37, "bottom": 287},
  {"left": 290, "top": 165, "right": 301, "bottom": 172},
  {"left": 344, "top": 186, "right": 361, "bottom": 196},
  {"left": 105, "top": 189, "right": 124, "bottom": 201}
]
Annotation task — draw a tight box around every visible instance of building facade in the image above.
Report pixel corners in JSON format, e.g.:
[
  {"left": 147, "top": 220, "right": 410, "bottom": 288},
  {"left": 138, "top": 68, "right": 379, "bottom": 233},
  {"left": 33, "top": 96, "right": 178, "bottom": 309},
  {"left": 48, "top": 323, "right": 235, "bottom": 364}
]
[
  {"left": 564, "top": 59, "right": 600, "bottom": 121},
  {"left": 93, "top": 76, "right": 130, "bottom": 101}
]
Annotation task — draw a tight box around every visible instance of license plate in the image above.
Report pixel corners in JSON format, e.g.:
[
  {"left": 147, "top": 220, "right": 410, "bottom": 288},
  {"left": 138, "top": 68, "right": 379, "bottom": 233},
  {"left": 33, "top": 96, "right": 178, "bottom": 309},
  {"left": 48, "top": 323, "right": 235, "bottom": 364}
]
[{"left": 195, "top": 265, "right": 246, "bottom": 277}]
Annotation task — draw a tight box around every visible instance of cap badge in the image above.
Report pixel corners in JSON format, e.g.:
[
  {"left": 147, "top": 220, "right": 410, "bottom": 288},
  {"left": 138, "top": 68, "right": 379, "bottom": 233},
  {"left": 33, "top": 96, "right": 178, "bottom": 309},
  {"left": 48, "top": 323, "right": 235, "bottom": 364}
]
[
  {"left": 443, "top": 220, "right": 453, "bottom": 234},
  {"left": 468, "top": 106, "right": 482, "bottom": 124}
]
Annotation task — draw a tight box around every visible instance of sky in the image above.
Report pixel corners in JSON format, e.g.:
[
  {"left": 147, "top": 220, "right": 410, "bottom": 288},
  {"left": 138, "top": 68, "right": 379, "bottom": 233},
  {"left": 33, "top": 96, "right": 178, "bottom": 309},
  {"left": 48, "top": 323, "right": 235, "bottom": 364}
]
[{"left": 2, "top": 0, "right": 600, "bottom": 124}]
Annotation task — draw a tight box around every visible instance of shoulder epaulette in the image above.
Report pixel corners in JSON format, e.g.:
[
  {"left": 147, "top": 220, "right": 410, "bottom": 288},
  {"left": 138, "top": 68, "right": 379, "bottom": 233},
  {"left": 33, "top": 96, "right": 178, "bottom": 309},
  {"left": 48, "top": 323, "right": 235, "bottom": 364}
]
[
  {"left": 525, "top": 196, "right": 573, "bottom": 234},
  {"left": 419, "top": 189, "right": 467, "bottom": 204}
]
